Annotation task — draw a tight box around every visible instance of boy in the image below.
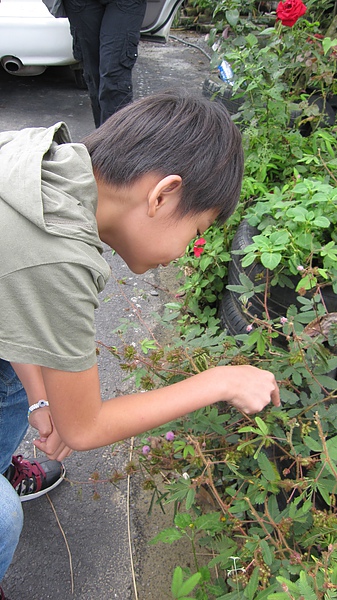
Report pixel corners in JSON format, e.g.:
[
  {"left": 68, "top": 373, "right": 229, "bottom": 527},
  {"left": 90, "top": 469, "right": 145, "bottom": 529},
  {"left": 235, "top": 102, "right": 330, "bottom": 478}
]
[{"left": 0, "top": 91, "right": 280, "bottom": 596}]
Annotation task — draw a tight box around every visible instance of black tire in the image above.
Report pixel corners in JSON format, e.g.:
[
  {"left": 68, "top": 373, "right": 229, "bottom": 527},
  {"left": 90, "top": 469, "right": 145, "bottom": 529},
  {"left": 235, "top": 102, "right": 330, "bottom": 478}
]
[
  {"left": 202, "top": 77, "right": 244, "bottom": 116},
  {"left": 218, "top": 289, "right": 251, "bottom": 337},
  {"left": 228, "top": 219, "right": 337, "bottom": 317},
  {"left": 228, "top": 220, "right": 298, "bottom": 321}
]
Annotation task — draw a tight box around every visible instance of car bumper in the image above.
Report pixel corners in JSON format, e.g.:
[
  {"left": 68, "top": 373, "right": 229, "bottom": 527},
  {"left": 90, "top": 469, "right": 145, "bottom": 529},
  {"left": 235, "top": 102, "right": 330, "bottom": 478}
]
[{"left": 0, "top": 17, "right": 76, "bottom": 67}]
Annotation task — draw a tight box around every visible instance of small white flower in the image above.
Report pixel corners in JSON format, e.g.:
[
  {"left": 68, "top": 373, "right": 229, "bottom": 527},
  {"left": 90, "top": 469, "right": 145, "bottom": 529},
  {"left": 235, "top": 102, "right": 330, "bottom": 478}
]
[{"left": 182, "top": 472, "right": 190, "bottom": 480}]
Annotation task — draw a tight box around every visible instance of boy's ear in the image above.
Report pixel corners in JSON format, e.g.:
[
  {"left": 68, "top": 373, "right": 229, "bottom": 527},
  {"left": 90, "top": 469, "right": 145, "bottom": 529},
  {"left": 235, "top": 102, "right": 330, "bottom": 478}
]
[{"left": 147, "top": 175, "right": 182, "bottom": 217}]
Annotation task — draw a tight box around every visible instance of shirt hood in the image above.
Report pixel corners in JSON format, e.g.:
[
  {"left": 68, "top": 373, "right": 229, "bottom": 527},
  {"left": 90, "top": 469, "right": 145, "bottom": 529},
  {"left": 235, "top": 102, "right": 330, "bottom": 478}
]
[{"left": 0, "top": 122, "right": 103, "bottom": 251}]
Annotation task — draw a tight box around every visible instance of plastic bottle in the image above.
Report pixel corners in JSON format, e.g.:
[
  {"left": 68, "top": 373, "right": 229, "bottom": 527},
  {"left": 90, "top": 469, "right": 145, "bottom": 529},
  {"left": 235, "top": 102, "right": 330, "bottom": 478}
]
[{"left": 218, "top": 60, "right": 234, "bottom": 86}]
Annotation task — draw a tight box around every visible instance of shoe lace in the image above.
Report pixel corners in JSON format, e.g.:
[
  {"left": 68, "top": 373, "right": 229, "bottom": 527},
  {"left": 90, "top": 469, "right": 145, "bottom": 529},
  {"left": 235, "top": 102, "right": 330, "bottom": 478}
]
[{"left": 10, "top": 455, "right": 46, "bottom": 494}]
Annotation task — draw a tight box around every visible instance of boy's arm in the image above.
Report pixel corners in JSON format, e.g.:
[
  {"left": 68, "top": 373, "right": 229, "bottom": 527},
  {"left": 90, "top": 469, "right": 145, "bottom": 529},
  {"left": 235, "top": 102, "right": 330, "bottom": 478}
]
[
  {"left": 36, "top": 364, "right": 280, "bottom": 459},
  {"left": 11, "top": 362, "right": 73, "bottom": 460}
]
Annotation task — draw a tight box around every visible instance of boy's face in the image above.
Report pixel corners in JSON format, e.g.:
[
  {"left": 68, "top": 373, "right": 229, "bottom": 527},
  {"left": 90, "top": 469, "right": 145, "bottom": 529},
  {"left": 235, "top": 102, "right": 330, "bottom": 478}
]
[
  {"left": 122, "top": 209, "right": 216, "bottom": 274},
  {"left": 95, "top": 174, "right": 217, "bottom": 274}
]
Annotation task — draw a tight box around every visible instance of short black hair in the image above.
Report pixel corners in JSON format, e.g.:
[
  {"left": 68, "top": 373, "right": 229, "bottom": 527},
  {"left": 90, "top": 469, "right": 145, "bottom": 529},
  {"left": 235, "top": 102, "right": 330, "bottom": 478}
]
[{"left": 83, "top": 90, "right": 244, "bottom": 224}]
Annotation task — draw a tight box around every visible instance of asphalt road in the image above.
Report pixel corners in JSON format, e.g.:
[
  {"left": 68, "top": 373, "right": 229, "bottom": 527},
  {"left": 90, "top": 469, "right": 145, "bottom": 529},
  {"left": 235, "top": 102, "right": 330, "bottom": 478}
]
[{"left": 0, "top": 33, "right": 212, "bottom": 600}]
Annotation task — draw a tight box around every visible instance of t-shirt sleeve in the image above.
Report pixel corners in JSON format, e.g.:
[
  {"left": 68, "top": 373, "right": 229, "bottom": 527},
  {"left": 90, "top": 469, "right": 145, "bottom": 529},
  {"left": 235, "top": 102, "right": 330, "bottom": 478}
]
[{"left": 0, "top": 262, "right": 101, "bottom": 371}]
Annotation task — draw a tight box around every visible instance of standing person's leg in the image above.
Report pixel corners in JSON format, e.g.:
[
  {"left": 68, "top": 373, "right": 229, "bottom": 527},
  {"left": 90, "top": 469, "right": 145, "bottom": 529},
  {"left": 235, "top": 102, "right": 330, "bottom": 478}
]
[
  {"left": 99, "top": 0, "right": 147, "bottom": 124},
  {"left": 0, "top": 359, "right": 27, "bottom": 582},
  {"left": 63, "top": 0, "right": 105, "bottom": 128}
]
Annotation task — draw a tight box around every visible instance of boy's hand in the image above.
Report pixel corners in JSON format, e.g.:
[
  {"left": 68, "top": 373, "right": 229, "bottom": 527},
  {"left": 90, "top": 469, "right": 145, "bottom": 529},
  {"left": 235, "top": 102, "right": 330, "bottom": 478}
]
[
  {"left": 221, "top": 365, "right": 280, "bottom": 414},
  {"left": 29, "top": 407, "right": 73, "bottom": 461}
]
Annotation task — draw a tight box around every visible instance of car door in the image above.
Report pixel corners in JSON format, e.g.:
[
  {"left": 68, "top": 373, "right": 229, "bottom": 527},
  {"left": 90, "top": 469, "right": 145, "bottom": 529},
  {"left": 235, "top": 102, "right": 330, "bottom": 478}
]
[{"left": 141, "top": 0, "right": 185, "bottom": 42}]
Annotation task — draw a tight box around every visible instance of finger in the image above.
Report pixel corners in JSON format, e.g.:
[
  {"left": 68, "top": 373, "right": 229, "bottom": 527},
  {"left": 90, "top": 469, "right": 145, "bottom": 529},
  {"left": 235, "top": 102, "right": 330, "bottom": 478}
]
[
  {"left": 33, "top": 438, "right": 63, "bottom": 460},
  {"left": 56, "top": 447, "right": 73, "bottom": 462},
  {"left": 271, "top": 382, "right": 281, "bottom": 407},
  {"left": 33, "top": 438, "right": 49, "bottom": 454}
]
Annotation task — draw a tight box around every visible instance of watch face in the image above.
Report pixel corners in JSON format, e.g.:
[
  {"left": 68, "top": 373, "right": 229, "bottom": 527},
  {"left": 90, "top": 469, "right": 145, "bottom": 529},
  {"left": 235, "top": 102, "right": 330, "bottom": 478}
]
[{"left": 39, "top": 400, "right": 48, "bottom": 407}]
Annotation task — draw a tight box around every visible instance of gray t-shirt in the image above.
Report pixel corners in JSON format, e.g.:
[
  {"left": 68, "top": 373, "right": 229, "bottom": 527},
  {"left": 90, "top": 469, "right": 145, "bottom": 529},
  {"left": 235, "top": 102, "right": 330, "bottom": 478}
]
[{"left": 0, "top": 122, "right": 111, "bottom": 371}]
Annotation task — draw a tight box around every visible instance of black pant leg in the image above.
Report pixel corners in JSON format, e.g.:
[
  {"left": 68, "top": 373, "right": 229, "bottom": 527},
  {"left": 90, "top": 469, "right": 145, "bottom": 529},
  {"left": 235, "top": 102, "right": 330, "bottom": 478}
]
[
  {"left": 63, "top": 0, "right": 104, "bottom": 128},
  {"left": 98, "top": 0, "right": 147, "bottom": 124}
]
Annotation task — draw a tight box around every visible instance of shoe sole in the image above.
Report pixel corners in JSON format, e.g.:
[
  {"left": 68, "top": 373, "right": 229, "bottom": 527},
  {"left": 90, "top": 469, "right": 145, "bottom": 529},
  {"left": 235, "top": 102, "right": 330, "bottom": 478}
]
[{"left": 20, "top": 464, "right": 66, "bottom": 502}]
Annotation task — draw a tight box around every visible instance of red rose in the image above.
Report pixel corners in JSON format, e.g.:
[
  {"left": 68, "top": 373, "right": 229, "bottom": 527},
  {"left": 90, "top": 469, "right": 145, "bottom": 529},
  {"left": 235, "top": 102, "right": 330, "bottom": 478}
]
[
  {"left": 193, "top": 237, "right": 206, "bottom": 258},
  {"left": 276, "top": 0, "right": 307, "bottom": 27}
]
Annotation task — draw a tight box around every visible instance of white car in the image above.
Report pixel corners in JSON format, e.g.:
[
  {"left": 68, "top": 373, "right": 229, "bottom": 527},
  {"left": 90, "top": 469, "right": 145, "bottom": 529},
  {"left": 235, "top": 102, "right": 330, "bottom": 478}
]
[{"left": 0, "top": 0, "right": 183, "bottom": 78}]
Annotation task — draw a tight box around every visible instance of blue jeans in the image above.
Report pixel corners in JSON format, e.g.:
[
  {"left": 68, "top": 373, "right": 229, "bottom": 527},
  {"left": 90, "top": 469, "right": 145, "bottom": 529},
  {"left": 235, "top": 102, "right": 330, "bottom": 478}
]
[
  {"left": 0, "top": 359, "right": 28, "bottom": 581},
  {"left": 63, "top": 0, "right": 147, "bottom": 127}
]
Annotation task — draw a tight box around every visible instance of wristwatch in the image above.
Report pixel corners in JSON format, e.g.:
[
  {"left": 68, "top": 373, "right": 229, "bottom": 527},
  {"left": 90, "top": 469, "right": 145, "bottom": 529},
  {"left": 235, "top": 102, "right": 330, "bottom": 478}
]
[{"left": 27, "top": 399, "right": 50, "bottom": 418}]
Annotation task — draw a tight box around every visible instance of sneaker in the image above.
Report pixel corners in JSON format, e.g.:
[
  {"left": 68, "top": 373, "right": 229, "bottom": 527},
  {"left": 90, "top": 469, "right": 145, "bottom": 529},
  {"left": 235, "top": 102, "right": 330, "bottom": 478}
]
[
  {"left": 3, "top": 455, "right": 65, "bottom": 502},
  {"left": 0, "top": 587, "right": 10, "bottom": 600}
]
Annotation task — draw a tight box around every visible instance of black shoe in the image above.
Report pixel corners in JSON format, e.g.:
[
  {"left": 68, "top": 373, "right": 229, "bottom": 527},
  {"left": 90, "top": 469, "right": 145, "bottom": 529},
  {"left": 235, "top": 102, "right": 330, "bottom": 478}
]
[{"left": 4, "top": 455, "right": 65, "bottom": 502}]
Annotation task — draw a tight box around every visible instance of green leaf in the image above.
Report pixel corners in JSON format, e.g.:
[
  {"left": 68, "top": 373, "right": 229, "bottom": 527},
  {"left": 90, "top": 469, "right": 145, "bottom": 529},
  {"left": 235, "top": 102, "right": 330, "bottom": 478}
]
[
  {"left": 276, "top": 576, "right": 299, "bottom": 594},
  {"left": 183, "top": 444, "right": 195, "bottom": 459},
  {"left": 270, "top": 230, "right": 289, "bottom": 246},
  {"left": 244, "top": 566, "right": 259, "bottom": 600},
  {"left": 257, "top": 452, "right": 280, "bottom": 483},
  {"left": 186, "top": 487, "right": 196, "bottom": 510},
  {"left": 317, "top": 483, "right": 332, "bottom": 507},
  {"left": 150, "top": 527, "right": 184, "bottom": 544},
  {"left": 267, "top": 495, "right": 281, "bottom": 522},
  {"left": 261, "top": 252, "right": 282, "bottom": 269},
  {"left": 172, "top": 566, "right": 184, "bottom": 597},
  {"left": 175, "top": 513, "right": 193, "bottom": 529},
  {"left": 255, "top": 416, "right": 269, "bottom": 435},
  {"left": 225, "top": 8, "right": 239, "bottom": 27},
  {"left": 298, "top": 571, "right": 317, "bottom": 600},
  {"left": 257, "top": 333, "right": 266, "bottom": 356},
  {"left": 255, "top": 584, "right": 279, "bottom": 599},
  {"left": 313, "top": 216, "right": 330, "bottom": 228},
  {"left": 246, "top": 33, "right": 258, "bottom": 47},
  {"left": 323, "top": 37, "right": 337, "bottom": 54},
  {"left": 241, "top": 253, "right": 257, "bottom": 267},
  {"left": 260, "top": 539, "right": 273, "bottom": 566},
  {"left": 177, "top": 572, "right": 201, "bottom": 597},
  {"left": 195, "top": 513, "right": 223, "bottom": 533},
  {"left": 140, "top": 339, "right": 158, "bottom": 355},
  {"left": 166, "top": 302, "right": 185, "bottom": 311},
  {"left": 303, "top": 436, "right": 322, "bottom": 452},
  {"left": 331, "top": 564, "right": 337, "bottom": 585},
  {"left": 239, "top": 426, "right": 262, "bottom": 434},
  {"left": 324, "top": 435, "right": 337, "bottom": 462},
  {"left": 297, "top": 232, "right": 313, "bottom": 249},
  {"left": 296, "top": 274, "right": 316, "bottom": 291},
  {"left": 315, "top": 375, "right": 337, "bottom": 390}
]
